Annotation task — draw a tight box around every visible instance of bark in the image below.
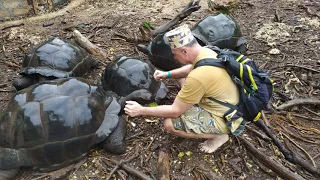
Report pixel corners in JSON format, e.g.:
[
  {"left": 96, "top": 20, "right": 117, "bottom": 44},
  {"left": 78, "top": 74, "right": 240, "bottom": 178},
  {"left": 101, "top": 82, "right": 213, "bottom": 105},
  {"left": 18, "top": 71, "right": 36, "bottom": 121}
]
[
  {"left": 73, "top": 30, "right": 108, "bottom": 59},
  {"left": 157, "top": 148, "right": 170, "bottom": 180}
]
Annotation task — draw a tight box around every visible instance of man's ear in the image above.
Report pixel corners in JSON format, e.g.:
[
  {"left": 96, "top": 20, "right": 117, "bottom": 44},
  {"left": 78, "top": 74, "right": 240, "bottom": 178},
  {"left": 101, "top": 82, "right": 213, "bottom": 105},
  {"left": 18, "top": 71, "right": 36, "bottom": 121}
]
[{"left": 181, "top": 48, "right": 188, "bottom": 55}]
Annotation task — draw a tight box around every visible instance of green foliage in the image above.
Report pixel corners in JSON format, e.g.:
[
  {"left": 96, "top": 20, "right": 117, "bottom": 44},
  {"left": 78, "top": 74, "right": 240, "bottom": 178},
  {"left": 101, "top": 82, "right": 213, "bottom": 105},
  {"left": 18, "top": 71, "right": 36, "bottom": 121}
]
[
  {"left": 218, "top": 8, "right": 229, "bottom": 15},
  {"left": 143, "top": 21, "right": 154, "bottom": 29}
]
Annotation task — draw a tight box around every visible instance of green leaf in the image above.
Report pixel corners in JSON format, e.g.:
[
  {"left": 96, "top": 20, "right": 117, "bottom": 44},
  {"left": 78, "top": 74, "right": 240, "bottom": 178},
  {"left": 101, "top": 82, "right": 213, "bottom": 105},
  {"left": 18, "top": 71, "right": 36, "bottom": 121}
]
[
  {"left": 178, "top": 152, "right": 185, "bottom": 158},
  {"left": 149, "top": 102, "right": 158, "bottom": 107},
  {"left": 143, "top": 21, "right": 151, "bottom": 28},
  {"left": 186, "top": 151, "right": 192, "bottom": 156}
]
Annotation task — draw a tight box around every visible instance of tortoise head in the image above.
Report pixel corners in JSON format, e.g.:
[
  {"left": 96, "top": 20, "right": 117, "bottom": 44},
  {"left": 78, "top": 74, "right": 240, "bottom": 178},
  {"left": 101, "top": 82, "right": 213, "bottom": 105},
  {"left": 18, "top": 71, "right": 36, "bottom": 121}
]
[
  {"left": 118, "top": 89, "right": 153, "bottom": 109},
  {"left": 154, "top": 82, "right": 168, "bottom": 103}
]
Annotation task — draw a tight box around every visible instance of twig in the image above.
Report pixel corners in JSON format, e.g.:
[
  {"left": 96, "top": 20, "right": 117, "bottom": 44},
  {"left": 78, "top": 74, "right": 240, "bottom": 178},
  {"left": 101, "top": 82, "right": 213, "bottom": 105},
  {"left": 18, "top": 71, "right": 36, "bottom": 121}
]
[
  {"left": 145, "top": 136, "right": 156, "bottom": 152},
  {"left": 281, "top": 132, "right": 317, "bottom": 168},
  {"left": 106, "top": 160, "right": 123, "bottom": 180},
  {"left": 125, "top": 131, "right": 144, "bottom": 140},
  {"left": 276, "top": 98, "right": 320, "bottom": 110},
  {"left": 313, "top": 153, "right": 320, "bottom": 160},
  {"left": 261, "top": 110, "right": 270, "bottom": 127},
  {"left": 0, "top": 22, "right": 24, "bottom": 30},
  {"left": 245, "top": 125, "right": 271, "bottom": 141},
  {"left": 0, "top": 83, "right": 9, "bottom": 88},
  {"left": 0, "top": 89, "right": 14, "bottom": 92},
  {"left": 302, "top": 106, "right": 320, "bottom": 117},
  {"left": 292, "top": 114, "right": 320, "bottom": 121},
  {"left": 278, "top": 124, "right": 319, "bottom": 144},
  {"left": 108, "top": 158, "right": 153, "bottom": 180},
  {"left": 110, "top": 16, "right": 123, "bottom": 29},
  {"left": 276, "top": 64, "right": 320, "bottom": 73},
  {"left": 0, "top": 60, "right": 21, "bottom": 69}
]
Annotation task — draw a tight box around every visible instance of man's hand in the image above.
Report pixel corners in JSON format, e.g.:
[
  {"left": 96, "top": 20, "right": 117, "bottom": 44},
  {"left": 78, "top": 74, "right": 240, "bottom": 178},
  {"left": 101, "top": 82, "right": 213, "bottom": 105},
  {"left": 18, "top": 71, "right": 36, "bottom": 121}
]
[
  {"left": 153, "top": 70, "right": 167, "bottom": 81},
  {"left": 124, "top": 101, "right": 144, "bottom": 117}
]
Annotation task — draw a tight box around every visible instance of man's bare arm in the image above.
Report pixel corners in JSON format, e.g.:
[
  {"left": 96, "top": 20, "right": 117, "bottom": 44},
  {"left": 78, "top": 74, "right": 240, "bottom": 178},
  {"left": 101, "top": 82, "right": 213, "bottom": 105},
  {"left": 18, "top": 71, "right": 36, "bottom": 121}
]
[
  {"left": 125, "top": 97, "right": 193, "bottom": 118},
  {"left": 169, "top": 64, "right": 193, "bottom": 79}
]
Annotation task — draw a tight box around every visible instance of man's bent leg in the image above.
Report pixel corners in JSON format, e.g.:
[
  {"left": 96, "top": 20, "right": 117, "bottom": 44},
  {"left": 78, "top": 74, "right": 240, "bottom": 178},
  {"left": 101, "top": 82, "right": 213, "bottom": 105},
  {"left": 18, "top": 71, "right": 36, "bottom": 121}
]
[{"left": 164, "top": 118, "right": 229, "bottom": 153}]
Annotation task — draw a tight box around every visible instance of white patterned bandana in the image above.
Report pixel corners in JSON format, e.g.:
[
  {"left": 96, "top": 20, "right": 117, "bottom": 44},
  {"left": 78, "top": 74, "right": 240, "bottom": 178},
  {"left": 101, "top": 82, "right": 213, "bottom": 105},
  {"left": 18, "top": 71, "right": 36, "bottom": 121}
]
[{"left": 165, "top": 24, "right": 195, "bottom": 49}]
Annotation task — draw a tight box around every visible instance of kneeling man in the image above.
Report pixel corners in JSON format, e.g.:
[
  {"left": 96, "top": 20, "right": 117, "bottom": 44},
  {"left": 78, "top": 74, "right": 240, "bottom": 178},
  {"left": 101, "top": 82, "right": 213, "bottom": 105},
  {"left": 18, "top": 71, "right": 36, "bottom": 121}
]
[{"left": 124, "top": 25, "right": 239, "bottom": 153}]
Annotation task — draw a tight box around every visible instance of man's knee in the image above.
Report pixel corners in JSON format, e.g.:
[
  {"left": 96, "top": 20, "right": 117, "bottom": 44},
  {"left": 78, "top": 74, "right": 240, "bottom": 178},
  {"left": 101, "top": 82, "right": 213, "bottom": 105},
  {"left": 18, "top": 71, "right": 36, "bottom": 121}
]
[{"left": 163, "top": 118, "right": 175, "bottom": 132}]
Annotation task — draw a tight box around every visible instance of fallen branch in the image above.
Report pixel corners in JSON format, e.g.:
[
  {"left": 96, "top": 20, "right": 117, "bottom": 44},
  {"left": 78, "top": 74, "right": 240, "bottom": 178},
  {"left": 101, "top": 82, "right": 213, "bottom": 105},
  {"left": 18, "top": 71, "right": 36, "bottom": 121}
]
[
  {"left": 281, "top": 132, "right": 317, "bottom": 168},
  {"left": 245, "top": 125, "right": 271, "bottom": 141},
  {"left": 302, "top": 106, "right": 320, "bottom": 117},
  {"left": 276, "top": 98, "right": 320, "bottom": 110},
  {"left": 0, "top": 83, "right": 9, "bottom": 88},
  {"left": 137, "top": 0, "right": 201, "bottom": 42},
  {"left": 237, "top": 136, "right": 305, "bottom": 180},
  {"left": 254, "top": 119, "right": 320, "bottom": 176},
  {"left": 157, "top": 148, "right": 170, "bottom": 180},
  {"left": 0, "top": 60, "right": 20, "bottom": 69},
  {"left": 261, "top": 110, "right": 270, "bottom": 127},
  {"left": 73, "top": 30, "right": 108, "bottom": 59},
  {"left": 0, "top": 0, "right": 86, "bottom": 29},
  {"left": 108, "top": 158, "right": 152, "bottom": 180},
  {"left": 0, "top": 22, "right": 24, "bottom": 30},
  {"left": 278, "top": 124, "right": 319, "bottom": 145},
  {"left": 273, "top": 64, "right": 320, "bottom": 73},
  {"left": 292, "top": 114, "right": 320, "bottom": 121},
  {"left": 150, "top": 0, "right": 201, "bottom": 37}
]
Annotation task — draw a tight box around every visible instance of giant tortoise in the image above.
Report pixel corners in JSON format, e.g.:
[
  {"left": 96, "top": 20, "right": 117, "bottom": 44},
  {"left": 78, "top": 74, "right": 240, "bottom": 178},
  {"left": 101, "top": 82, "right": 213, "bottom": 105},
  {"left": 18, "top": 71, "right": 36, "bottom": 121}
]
[
  {"left": 12, "top": 37, "right": 97, "bottom": 91},
  {"left": 0, "top": 78, "right": 151, "bottom": 180},
  {"left": 101, "top": 56, "right": 168, "bottom": 104},
  {"left": 138, "top": 13, "right": 247, "bottom": 71}
]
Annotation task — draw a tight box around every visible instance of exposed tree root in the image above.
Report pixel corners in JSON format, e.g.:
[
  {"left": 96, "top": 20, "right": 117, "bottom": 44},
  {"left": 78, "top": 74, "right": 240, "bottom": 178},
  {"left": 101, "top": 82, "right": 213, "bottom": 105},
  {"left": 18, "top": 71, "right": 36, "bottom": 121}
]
[
  {"left": 0, "top": 0, "right": 86, "bottom": 29},
  {"left": 276, "top": 98, "right": 320, "bottom": 110},
  {"left": 238, "top": 135, "right": 305, "bottom": 180},
  {"left": 255, "top": 119, "right": 320, "bottom": 176}
]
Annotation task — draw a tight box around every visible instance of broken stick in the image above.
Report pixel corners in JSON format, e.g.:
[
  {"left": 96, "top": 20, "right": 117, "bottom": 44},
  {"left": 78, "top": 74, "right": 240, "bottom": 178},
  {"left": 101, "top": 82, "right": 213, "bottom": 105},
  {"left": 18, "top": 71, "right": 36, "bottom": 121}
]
[
  {"left": 157, "top": 148, "right": 170, "bottom": 180},
  {"left": 108, "top": 158, "right": 152, "bottom": 180},
  {"left": 150, "top": 0, "right": 201, "bottom": 37},
  {"left": 73, "top": 30, "right": 108, "bottom": 59}
]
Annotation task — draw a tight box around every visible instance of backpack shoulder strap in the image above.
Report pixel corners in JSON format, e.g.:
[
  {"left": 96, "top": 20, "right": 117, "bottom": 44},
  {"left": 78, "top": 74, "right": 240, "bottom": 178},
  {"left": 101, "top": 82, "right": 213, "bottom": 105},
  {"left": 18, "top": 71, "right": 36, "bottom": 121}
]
[
  {"left": 193, "top": 58, "right": 238, "bottom": 110},
  {"left": 194, "top": 58, "right": 225, "bottom": 69}
]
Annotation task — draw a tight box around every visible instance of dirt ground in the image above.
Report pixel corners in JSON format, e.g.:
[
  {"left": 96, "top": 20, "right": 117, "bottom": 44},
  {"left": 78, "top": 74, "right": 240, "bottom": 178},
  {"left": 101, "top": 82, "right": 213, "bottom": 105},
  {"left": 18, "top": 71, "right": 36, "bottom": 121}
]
[{"left": 0, "top": 0, "right": 320, "bottom": 179}]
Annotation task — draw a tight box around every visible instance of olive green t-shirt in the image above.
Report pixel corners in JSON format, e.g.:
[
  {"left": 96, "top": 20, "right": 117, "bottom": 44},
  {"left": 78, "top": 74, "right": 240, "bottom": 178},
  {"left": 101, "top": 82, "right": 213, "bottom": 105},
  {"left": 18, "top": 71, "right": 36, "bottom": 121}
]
[{"left": 177, "top": 47, "right": 239, "bottom": 133}]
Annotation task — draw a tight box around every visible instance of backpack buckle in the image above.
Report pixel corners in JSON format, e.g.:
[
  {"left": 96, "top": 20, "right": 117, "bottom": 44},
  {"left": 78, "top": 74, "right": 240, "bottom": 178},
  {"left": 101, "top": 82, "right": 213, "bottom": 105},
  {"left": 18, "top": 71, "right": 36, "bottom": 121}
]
[{"left": 221, "top": 55, "right": 228, "bottom": 62}]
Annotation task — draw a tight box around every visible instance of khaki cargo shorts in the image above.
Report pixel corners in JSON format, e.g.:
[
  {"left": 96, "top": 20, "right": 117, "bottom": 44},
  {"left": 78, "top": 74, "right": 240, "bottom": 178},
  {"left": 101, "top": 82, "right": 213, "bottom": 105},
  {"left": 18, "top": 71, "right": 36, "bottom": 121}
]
[{"left": 172, "top": 106, "right": 222, "bottom": 134}]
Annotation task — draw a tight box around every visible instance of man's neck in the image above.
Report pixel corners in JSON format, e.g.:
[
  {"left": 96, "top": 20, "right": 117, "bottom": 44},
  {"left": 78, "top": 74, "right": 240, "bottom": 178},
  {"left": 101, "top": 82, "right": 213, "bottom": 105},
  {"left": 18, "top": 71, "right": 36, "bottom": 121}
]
[{"left": 188, "top": 44, "right": 204, "bottom": 64}]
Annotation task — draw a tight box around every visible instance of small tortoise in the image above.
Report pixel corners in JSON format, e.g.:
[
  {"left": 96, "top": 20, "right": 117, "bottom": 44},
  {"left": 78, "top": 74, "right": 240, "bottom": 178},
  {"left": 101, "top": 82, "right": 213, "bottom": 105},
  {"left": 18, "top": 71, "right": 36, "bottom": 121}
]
[
  {"left": 0, "top": 78, "right": 151, "bottom": 180},
  {"left": 101, "top": 56, "right": 168, "bottom": 104},
  {"left": 12, "top": 37, "right": 97, "bottom": 91},
  {"left": 138, "top": 13, "right": 247, "bottom": 71}
]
